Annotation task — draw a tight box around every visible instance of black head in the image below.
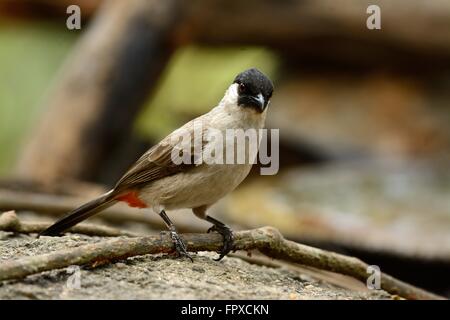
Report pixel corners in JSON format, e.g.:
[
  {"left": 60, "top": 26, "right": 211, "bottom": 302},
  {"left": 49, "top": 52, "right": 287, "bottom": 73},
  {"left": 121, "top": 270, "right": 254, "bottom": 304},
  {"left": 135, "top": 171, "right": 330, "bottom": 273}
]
[{"left": 233, "top": 68, "right": 274, "bottom": 113}]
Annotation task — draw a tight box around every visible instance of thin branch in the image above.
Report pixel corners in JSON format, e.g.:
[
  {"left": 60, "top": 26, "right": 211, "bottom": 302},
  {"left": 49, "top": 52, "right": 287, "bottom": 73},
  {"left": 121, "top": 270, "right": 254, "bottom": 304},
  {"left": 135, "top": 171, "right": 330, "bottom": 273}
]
[
  {"left": 0, "top": 190, "right": 205, "bottom": 232},
  {"left": 0, "top": 215, "right": 443, "bottom": 300},
  {"left": 0, "top": 211, "right": 140, "bottom": 237}
]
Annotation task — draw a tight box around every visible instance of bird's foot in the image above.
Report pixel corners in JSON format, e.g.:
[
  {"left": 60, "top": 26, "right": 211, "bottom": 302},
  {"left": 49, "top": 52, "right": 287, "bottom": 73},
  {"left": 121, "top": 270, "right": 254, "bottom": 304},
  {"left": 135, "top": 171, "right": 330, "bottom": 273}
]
[
  {"left": 169, "top": 231, "right": 193, "bottom": 262},
  {"left": 207, "top": 225, "right": 234, "bottom": 261}
]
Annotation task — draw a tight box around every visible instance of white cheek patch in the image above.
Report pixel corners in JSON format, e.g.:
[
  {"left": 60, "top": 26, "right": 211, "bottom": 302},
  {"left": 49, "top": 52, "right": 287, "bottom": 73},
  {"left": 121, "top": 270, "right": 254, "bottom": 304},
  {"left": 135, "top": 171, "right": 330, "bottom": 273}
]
[{"left": 221, "top": 83, "right": 240, "bottom": 107}]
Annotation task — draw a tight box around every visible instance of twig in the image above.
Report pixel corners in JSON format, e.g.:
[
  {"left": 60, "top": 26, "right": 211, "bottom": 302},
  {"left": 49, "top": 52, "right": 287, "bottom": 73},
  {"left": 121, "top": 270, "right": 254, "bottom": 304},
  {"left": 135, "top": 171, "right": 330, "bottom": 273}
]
[
  {"left": 0, "top": 178, "right": 107, "bottom": 198},
  {"left": 0, "top": 190, "right": 205, "bottom": 232},
  {"left": 0, "top": 211, "right": 140, "bottom": 237},
  {"left": 0, "top": 219, "right": 443, "bottom": 300}
]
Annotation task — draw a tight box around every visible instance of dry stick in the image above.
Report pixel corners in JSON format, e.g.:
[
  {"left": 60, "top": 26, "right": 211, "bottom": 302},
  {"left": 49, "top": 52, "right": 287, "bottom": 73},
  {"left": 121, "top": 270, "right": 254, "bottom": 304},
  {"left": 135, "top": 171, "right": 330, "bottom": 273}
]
[
  {"left": 0, "top": 211, "right": 140, "bottom": 237},
  {"left": 0, "top": 190, "right": 205, "bottom": 233},
  {"left": 0, "top": 222, "right": 443, "bottom": 300}
]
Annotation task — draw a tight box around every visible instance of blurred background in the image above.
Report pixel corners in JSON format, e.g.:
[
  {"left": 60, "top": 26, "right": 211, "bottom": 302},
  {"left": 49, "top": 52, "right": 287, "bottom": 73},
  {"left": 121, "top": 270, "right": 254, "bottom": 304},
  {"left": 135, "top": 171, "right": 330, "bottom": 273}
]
[{"left": 0, "top": 0, "right": 449, "bottom": 296}]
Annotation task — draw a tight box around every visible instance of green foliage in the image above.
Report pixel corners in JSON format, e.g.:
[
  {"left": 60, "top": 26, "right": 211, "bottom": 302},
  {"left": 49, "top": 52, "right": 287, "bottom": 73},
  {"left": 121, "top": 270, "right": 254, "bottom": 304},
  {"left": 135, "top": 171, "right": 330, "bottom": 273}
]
[{"left": 0, "top": 22, "right": 76, "bottom": 175}]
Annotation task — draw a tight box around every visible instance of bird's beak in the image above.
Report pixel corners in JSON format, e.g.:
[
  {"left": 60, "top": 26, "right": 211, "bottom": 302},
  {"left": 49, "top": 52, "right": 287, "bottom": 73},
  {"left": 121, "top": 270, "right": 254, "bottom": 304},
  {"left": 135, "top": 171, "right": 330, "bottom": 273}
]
[{"left": 251, "top": 93, "right": 266, "bottom": 112}]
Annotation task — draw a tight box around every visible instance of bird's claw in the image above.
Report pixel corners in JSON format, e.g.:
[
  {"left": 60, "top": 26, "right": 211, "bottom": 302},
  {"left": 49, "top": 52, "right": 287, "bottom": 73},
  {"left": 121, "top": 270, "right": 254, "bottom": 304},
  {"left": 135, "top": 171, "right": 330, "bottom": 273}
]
[
  {"left": 208, "top": 225, "right": 234, "bottom": 261},
  {"left": 170, "top": 231, "right": 193, "bottom": 262}
]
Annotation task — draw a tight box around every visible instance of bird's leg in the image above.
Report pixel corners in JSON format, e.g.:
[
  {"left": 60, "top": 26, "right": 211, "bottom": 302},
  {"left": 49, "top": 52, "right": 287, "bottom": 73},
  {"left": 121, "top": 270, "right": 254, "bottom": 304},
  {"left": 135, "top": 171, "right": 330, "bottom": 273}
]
[
  {"left": 158, "top": 210, "right": 193, "bottom": 262},
  {"left": 206, "top": 216, "right": 234, "bottom": 261}
]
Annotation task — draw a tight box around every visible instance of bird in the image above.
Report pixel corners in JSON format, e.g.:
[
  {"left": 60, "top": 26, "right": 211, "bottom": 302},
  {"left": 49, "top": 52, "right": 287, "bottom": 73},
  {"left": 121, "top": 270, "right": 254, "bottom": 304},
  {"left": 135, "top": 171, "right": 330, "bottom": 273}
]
[{"left": 39, "top": 68, "right": 274, "bottom": 261}]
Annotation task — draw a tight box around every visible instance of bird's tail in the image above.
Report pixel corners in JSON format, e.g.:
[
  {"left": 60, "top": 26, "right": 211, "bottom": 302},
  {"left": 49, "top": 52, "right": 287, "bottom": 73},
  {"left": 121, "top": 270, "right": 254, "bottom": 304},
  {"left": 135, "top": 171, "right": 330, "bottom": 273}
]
[{"left": 39, "top": 190, "right": 117, "bottom": 236}]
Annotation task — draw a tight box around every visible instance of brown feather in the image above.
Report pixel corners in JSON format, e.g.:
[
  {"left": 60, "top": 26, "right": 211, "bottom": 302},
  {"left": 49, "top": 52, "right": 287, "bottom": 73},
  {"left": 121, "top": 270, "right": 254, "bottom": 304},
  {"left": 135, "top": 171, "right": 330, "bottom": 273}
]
[{"left": 114, "top": 125, "right": 206, "bottom": 192}]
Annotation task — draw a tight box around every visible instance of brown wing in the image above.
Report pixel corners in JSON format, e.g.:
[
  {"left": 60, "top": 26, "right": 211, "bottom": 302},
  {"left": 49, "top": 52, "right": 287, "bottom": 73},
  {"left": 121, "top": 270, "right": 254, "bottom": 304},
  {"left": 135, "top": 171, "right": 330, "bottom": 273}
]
[{"left": 113, "top": 127, "right": 205, "bottom": 192}]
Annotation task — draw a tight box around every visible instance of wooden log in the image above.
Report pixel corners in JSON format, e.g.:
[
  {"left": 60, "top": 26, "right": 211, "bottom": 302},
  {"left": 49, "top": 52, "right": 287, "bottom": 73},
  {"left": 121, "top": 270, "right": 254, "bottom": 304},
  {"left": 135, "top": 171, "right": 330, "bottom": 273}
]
[
  {"left": 11, "top": 0, "right": 450, "bottom": 58},
  {"left": 15, "top": 0, "right": 183, "bottom": 185},
  {"left": 167, "top": 0, "right": 450, "bottom": 71},
  {"left": 184, "top": 0, "right": 450, "bottom": 55}
]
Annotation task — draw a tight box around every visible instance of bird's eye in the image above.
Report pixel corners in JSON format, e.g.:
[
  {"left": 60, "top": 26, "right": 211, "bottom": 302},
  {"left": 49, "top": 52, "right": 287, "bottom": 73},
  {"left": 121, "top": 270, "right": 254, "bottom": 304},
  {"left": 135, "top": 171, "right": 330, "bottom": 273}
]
[{"left": 238, "top": 83, "right": 246, "bottom": 94}]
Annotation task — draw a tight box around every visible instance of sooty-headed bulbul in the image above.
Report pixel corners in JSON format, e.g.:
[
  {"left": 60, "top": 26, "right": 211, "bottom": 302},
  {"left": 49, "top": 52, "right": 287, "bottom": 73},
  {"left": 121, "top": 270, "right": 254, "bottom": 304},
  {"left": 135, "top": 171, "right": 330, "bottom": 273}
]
[{"left": 40, "top": 68, "right": 274, "bottom": 261}]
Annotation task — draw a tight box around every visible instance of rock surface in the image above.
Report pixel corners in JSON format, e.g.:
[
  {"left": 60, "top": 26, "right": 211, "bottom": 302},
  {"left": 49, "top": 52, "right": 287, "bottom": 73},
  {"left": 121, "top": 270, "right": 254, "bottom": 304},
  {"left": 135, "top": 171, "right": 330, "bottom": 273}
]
[{"left": 0, "top": 233, "right": 392, "bottom": 300}]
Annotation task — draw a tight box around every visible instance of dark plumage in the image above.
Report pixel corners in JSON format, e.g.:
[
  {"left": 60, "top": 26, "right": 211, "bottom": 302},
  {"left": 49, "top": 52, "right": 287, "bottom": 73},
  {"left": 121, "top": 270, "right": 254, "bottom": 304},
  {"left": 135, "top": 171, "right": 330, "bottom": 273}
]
[{"left": 233, "top": 68, "right": 273, "bottom": 112}]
